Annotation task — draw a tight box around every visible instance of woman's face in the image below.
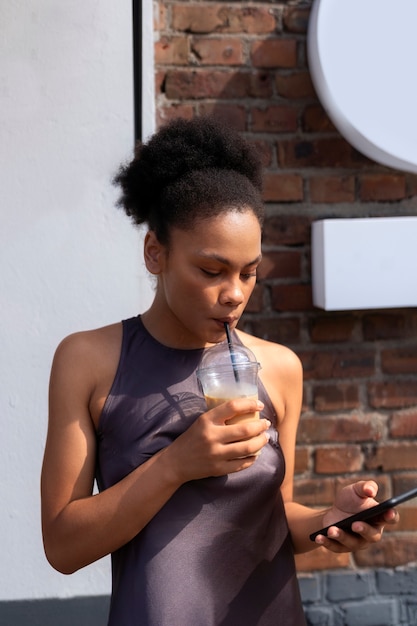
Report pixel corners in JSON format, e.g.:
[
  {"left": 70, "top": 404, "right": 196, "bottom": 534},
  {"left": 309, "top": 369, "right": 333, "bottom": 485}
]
[{"left": 146, "top": 209, "right": 262, "bottom": 348}]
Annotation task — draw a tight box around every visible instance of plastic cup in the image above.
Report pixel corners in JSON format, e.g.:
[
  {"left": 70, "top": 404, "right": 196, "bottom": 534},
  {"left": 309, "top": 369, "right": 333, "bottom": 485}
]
[{"left": 197, "top": 343, "right": 261, "bottom": 424}]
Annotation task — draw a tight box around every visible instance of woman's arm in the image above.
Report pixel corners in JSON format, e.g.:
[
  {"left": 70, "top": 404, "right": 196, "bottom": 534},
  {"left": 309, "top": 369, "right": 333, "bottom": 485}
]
[
  {"left": 41, "top": 331, "right": 183, "bottom": 573},
  {"left": 41, "top": 331, "right": 271, "bottom": 574},
  {"left": 248, "top": 335, "right": 398, "bottom": 554}
]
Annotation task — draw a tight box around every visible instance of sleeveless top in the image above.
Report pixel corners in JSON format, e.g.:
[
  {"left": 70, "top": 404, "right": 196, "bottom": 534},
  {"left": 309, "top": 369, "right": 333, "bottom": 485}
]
[{"left": 96, "top": 316, "right": 306, "bottom": 626}]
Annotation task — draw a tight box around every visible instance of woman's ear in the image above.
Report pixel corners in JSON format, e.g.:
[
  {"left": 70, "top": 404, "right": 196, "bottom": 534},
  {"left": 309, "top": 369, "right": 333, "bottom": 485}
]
[{"left": 144, "top": 231, "right": 165, "bottom": 274}]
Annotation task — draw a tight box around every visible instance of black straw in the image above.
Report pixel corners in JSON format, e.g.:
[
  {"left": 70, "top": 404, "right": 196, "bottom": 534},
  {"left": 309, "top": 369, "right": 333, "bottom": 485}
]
[{"left": 224, "top": 322, "right": 240, "bottom": 382}]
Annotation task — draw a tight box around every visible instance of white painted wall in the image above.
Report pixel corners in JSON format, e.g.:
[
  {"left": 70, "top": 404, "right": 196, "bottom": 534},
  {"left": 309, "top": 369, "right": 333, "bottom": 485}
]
[{"left": 0, "top": 0, "right": 154, "bottom": 600}]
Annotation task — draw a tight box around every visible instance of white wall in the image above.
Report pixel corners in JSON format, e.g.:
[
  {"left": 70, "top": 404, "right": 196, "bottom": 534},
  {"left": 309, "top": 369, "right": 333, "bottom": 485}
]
[{"left": 0, "top": 0, "right": 154, "bottom": 600}]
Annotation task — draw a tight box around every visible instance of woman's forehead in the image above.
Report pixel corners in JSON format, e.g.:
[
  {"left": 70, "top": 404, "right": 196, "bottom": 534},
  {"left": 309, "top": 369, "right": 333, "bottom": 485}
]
[{"left": 170, "top": 211, "right": 262, "bottom": 257}]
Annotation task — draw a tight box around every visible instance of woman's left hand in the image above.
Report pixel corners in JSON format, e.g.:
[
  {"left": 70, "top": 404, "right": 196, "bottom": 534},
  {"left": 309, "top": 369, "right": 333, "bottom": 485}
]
[{"left": 314, "top": 480, "right": 399, "bottom": 553}]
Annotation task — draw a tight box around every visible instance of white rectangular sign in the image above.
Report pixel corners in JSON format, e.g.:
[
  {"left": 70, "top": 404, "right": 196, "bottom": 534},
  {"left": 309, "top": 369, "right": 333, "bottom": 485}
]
[{"left": 312, "top": 216, "right": 417, "bottom": 310}]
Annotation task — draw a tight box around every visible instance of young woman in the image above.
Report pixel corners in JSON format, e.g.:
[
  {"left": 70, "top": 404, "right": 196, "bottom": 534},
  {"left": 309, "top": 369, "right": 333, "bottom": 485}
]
[{"left": 41, "top": 117, "right": 398, "bottom": 626}]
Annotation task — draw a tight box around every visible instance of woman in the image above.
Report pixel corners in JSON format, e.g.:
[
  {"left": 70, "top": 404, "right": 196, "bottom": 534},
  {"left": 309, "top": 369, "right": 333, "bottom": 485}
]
[{"left": 41, "top": 117, "right": 397, "bottom": 625}]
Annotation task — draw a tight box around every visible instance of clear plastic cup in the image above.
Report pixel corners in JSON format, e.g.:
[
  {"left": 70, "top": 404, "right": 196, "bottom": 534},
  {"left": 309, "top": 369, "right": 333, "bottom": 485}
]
[{"left": 197, "top": 342, "right": 261, "bottom": 424}]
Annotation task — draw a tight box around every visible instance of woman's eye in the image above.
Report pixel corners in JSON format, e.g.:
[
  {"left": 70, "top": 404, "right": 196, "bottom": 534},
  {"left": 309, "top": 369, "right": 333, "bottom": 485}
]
[
  {"left": 201, "top": 268, "right": 257, "bottom": 279},
  {"left": 201, "top": 269, "right": 220, "bottom": 277}
]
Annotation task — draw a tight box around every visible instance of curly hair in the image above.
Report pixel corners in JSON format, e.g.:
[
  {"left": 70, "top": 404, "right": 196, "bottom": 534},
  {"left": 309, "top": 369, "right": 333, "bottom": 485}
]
[{"left": 113, "top": 116, "right": 264, "bottom": 245}]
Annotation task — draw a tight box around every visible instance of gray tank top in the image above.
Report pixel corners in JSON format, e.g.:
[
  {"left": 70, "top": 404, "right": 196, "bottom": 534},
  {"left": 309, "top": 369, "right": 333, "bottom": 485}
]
[{"left": 96, "top": 316, "right": 306, "bottom": 626}]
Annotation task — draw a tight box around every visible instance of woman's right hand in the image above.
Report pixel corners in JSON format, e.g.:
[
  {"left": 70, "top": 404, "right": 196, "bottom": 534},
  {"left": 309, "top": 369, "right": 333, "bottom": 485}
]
[{"left": 165, "top": 398, "right": 271, "bottom": 483}]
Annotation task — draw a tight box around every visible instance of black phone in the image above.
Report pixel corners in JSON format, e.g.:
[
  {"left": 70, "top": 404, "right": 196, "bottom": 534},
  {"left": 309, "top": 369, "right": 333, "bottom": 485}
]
[{"left": 309, "top": 486, "right": 417, "bottom": 542}]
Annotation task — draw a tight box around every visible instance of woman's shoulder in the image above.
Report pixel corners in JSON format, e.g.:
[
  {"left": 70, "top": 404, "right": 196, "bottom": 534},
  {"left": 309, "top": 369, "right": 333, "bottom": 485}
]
[
  {"left": 236, "top": 328, "right": 302, "bottom": 376},
  {"left": 54, "top": 322, "right": 123, "bottom": 360},
  {"left": 50, "top": 322, "right": 124, "bottom": 426},
  {"left": 236, "top": 329, "right": 303, "bottom": 425}
]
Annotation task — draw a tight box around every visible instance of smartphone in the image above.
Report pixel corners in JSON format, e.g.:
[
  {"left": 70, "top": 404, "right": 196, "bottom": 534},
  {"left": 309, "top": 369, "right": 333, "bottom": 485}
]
[{"left": 310, "top": 486, "right": 417, "bottom": 542}]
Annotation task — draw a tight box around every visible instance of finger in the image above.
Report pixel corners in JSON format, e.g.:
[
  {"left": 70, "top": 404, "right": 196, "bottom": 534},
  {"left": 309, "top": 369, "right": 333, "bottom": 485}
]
[
  {"left": 350, "top": 520, "right": 385, "bottom": 545},
  {"left": 314, "top": 530, "right": 352, "bottom": 553},
  {"left": 223, "top": 419, "right": 271, "bottom": 444},
  {"left": 225, "top": 431, "right": 270, "bottom": 460},
  {"left": 316, "top": 526, "right": 373, "bottom": 553},
  {"left": 225, "top": 455, "right": 259, "bottom": 474},
  {"left": 383, "top": 508, "right": 399, "bottom": 525},
  {"left": 353, "top": 479, "right": 378, "bottom": 499},
  {"left": 208, "top": 399, "right": 265, "bottom": 425}
]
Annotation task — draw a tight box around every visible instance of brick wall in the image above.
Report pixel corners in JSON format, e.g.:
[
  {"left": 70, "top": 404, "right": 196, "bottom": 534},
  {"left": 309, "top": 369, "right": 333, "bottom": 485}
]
[{"left": 154, "top": 0, "right": 417, "bottom": 583}]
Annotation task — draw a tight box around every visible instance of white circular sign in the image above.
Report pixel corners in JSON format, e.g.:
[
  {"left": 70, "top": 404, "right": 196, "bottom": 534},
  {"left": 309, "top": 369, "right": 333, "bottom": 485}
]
[{"left": 308, "top": 0, "right": 417, "bottom": 173}]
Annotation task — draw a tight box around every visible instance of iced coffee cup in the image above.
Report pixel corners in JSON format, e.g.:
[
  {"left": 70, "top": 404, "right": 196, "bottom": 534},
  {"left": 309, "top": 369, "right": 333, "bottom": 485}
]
[{"left": 197, "top": 342, "right": 261, "bottom": 424}]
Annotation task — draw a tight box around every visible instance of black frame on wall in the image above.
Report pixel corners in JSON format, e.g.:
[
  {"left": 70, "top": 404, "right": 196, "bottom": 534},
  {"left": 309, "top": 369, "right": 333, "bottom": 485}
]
[{"left": 132, "top": 0, "right": 142, "bottom": 143}]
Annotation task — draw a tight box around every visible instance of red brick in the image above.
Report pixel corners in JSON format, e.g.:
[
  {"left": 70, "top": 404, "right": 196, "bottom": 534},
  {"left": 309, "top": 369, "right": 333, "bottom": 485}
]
[
  {"left": 293, "top": 477, "right": 336, "bottom": 506},
  {"left": 362, "top": 313, "right": 412, "bottom": 340},
  {"left": 172, "top": 5, "right": 277, "bottom": 34},
  {"left": 197, "top": 104, "right": 247, "bottom": 131},
  {"left": 295, "top": 447, "right": 309, "bottom": 474},
  {"left": 277, "top": 137, "right": 370, "bottom": 168},
  {"left": 392, "top": 473, "right": 417, "bottom": 494},
  {"left": 295, "top": 549, "right": 350, "bottom": 572},
  {"left": 297, "top": 413, "right": 385, "bottom": 444},
  {"left": 300, "top": 349, "right": 375, "bottom": 380},
  {"left": 249, "top": 317, "right": 301, "bottom": 344},
  {"left": 302, "top": 104, "right": 336, "bottom": 132},
  {"left": 252, "top": 106, "right": 298, "bottom": 133},
  {"left": 165, "top": 70, "right": 251, "bottom": 99},
  {"left": 368, "top": 381, "right": 417, "bottom": 409},
  {"left": 283, "top": 7, "right": 311, "bottom": 34},
  {"left": 354, "top": 534, "right": 417, "bottom": 568},
  {"left": 251, "top": 39, "right": 297, "bottom": 68},
  {"left": 156, "top": 105, "right": 194, "bottom": 127},
  {"left": 155, "top": 70, "right": 166, "bottom": 97},
  {"left": 262, "top": 173, "right": 304, "bottom": 202},
  {"left": 172, "top": 4, "right": 223, "bottom": 33},
  {"left": 244, "top": 283, "right": 264, "bottom": 313},
  {"left": 405, "top": 173, "right": 417, "bottom": 197},
  {"left": 272, "top": 284, "right": 314, "bottom": 312},
  {"left": 251, "top": 139, "right": 273, "bottom": 167},
  {"left": 155, "top": 3, "right": 167, "bottom": 30},
  {"left": 315, "top": 445, "right": 363, "bottom": 474},
  {"left": 227, "top": 6, "right": 277, "bottom": 34},
  {"left": 309, "top": 315, "right": 357, "bottom": 343},
  {"left": 191, "top": 37, "right": 243, "bottom": 65},
  {"left": 298, "top": 413, "right": 385, "bottom": 444},
  {"left": 381, "top": 347, "right": 417, "bottom": 375},
  {"left": 365, "top": 442, "right": 417, "bottom": 471},
  {"left": 155, "top": 36, "right": 189, "bottom": 65},
  {"left": 391, "top": 507, "right": 417, "bottom": 532},
  {"left": 313, "top": 384, "right": 360, "bottom": 412},
  {"left": 248, "top": 72, "right": 274, "bottom": 98},
  {"left": 263, "top": 215, "right": 312, "bottom": 245},
  {"left": 257, "top": 251, "right": 302, "bottom": 280},
  {"left": 275, "top": 71, "right": 315, "bottom": 99},
  {"left": 309, "top": 176, "right": 355, "bottom": 203},
  {"left": 389, "top": 408, "right": 417, "bottom": 438},
  {"left": 359, "top": 174, "right": 406, "bottom": 201}
]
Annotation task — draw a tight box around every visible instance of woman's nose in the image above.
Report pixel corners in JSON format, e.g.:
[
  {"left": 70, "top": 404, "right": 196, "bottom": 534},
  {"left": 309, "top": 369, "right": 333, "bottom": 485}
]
[{"left": 219, "top": 280, "right": 244, "bottom": 306}]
